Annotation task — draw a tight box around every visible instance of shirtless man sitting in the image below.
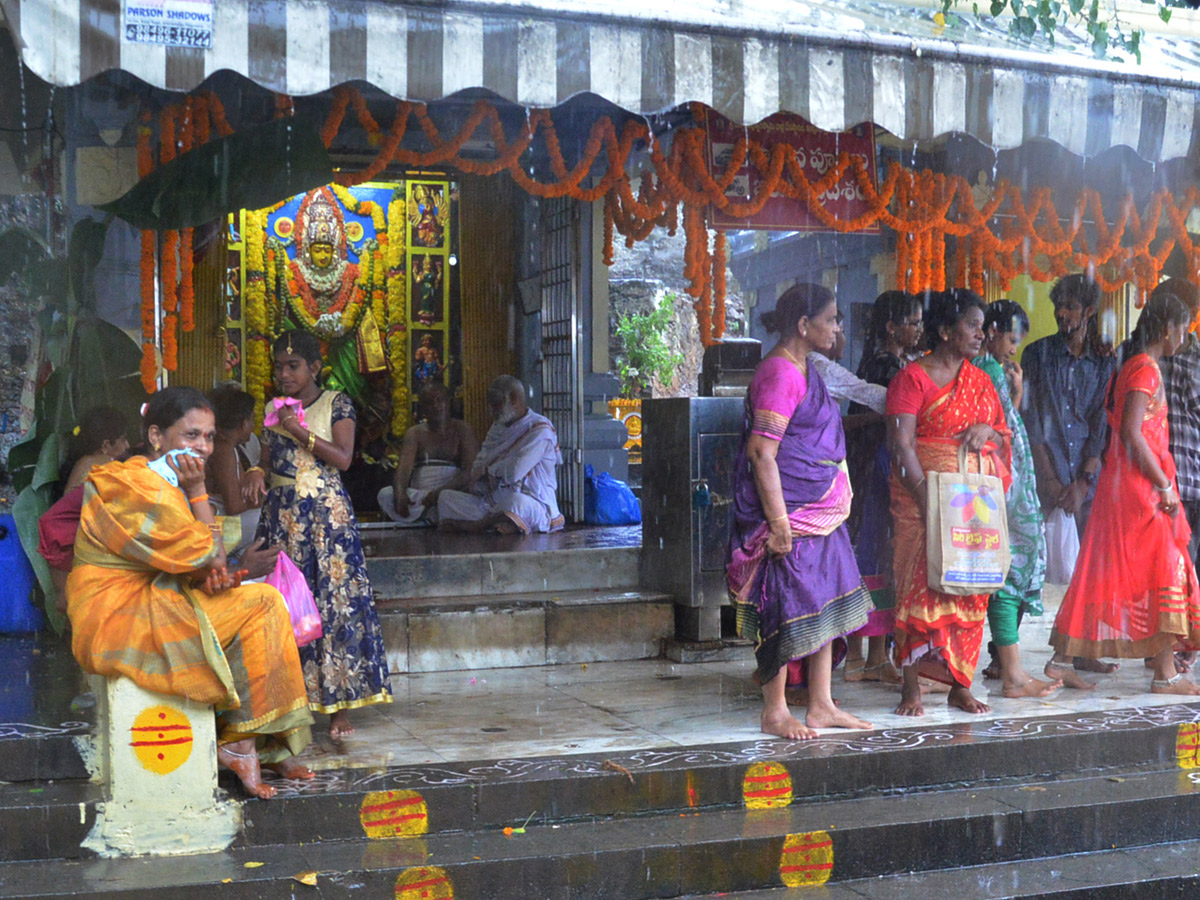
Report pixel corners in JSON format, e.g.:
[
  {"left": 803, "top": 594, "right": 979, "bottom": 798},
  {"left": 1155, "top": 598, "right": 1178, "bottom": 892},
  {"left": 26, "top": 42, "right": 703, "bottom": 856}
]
[{"left": 378, "top": 382, "right": 479, "bottom": 525}]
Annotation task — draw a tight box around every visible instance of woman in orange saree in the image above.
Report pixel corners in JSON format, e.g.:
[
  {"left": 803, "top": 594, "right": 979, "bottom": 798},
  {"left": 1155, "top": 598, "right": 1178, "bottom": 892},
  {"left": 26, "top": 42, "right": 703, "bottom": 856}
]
[
  {"left": 68, "top": 388, "right": 313, "bottom": 799},
  {"left": 887, "top": 290, "right": 1012, "bottom": 716},
  {"left": 1048, "top": 292, "right": 1200, "bottom": 694}
]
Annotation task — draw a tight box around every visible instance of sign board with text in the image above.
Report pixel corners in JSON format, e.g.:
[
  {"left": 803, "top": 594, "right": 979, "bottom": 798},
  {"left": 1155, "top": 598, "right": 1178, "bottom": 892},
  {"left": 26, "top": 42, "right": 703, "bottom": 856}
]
[
  {"left": 704, "top": 110, "right": 878, "bottom": 233},
  {"left": 123, "top": 0, "right": 214, "bottom": 49}
]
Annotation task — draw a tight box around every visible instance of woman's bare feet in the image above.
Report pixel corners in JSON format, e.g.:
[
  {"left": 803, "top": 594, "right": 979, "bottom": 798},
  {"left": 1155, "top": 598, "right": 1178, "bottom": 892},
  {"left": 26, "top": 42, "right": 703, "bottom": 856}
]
[
  {"left": 218, "top": 739, "right": 276, "bottom": 800},
  {"left": 265, "top": 758, "right": 316, "bottom": 779},
  {"left": 947, "top": 684, "right": 990, "bottom": 714},
  {"left": 1073, "top": 657, "right": 1118, "bottom": 674},
  {"left": 1151, "top": 674, "right": 1200, "bottom": 695},
  {"left": 843, "top": 658, "right": 867, "bottom": 682},
  {"left": 1002, "top": 676, "right": 1061, "bottom": 699},
  {"left": 762, "top": 709, "right": 817, "bottom": 740},
  {"left": 806, "top": 701, "right": 873, "bottom": 731},
  {"left": 864, "top": 661, "right": 903, "bottom": 684},
  {"left": 1045, "top": 660, "right": 1095, "bottom": 691},
  {"left": 895, "top": 667, "right": 924, "bottom": 716},
  {"left": 329, "top": 710, "right": 355, "bottom": 738}
]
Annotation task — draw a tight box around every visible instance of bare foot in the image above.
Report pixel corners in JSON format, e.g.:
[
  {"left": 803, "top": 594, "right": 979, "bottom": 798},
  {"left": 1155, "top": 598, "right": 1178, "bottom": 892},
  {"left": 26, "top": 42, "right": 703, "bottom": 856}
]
[
  {"left": 1151, "top": 675, "right": 1200, "bottom": 695},
  {"left": 917, "top": 676, "right": 951, "bottom": 694},
  {"left": 329, "top": 710, "right": 355, "bottom": 738},
  {"left": 864, "top": 662, "right": 903, "bottom": 684},
  {"left": 982, "top": 659, "right": 1002, "bottom": 680},
  {"left": 1074, "top": 657, "right": 1119, "bottom": 674},
  {"left": 1001, "top": 676, "right": 1061, "bottom": 699},
  {"left": 218, "top": 742, "right": 276, "bottom": 799},
  {"left": 843, "top": 658, "right": 867, "bottom": 682},
  {"left": 1045, "top": 662, "right": 1095, "bottom": 691},
  {"left": 784, "top": 686, "right": 841, "bottom": 708},
  {"left": 895, "top": 681, "right": 924, "bottom": 716},
  {"left": 806, "top": 702, "right": 873, "bottom": 731},
  {"left": 947, "top": 685, "right": 990, "bottom": 714},
  {"left": 265, "top": 758, "right": 316, "bottom": 779},
  {"left": 762, "top": 709, "right": 817, "bottom": 740}
]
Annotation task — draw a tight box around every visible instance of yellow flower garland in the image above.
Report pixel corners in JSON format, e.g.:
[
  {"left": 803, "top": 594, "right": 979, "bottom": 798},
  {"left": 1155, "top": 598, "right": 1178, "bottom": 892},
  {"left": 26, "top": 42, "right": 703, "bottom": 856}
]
[
  {"left": 244, "top": 210, "right": 272, "bottom": 427},
  {"left": 387, "top": 191, "right": 408, "bottom": 437}
]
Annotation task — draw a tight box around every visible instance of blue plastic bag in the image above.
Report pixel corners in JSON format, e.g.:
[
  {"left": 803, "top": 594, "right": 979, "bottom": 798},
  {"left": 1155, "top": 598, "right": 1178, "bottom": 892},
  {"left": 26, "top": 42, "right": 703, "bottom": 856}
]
[
  {"left": 0, "top": 515, "right": 42, "bottom": 634},
  {"left": 584, "top": 464, "right": 641, "bottom": 526}
]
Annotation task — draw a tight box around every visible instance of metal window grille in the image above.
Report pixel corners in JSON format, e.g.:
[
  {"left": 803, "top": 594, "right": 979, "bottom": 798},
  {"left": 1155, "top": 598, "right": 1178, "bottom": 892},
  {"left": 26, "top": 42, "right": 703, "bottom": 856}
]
[{"left": 539, "top": 197, "right": 583, "bottom": 521}]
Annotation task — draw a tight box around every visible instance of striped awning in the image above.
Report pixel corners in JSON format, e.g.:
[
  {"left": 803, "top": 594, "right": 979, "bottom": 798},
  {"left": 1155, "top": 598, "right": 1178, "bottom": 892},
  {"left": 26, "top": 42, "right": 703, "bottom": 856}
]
[{"left": 7, "top": 0, "right": 1200, "bottom": 162}]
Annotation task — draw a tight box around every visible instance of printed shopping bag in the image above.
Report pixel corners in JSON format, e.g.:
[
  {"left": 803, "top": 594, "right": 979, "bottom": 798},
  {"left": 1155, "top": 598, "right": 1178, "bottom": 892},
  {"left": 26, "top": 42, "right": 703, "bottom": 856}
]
[{"left": 926, "top": 444, "right": 1012, "bottom": 595}]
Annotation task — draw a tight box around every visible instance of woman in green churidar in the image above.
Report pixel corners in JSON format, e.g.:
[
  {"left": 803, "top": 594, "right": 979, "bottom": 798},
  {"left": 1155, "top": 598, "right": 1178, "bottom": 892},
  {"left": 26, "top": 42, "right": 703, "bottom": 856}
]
[{"left": 973, "top": 300, "right": 1061, "bottom": 698}]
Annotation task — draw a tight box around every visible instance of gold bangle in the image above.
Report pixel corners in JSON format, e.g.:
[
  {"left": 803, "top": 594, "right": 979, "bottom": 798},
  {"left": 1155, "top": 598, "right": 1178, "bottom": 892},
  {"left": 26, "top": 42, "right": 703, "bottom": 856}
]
[
  {"left": 188, "top": 493, "right": 209, "bottom": 506},
  {"left": 306, "top": 431, "right": 317, "bottom": 452},
  {"left": 767, "top": 514, "right": 789, "bottom": 524},
  {"left": 245, "top": 466, "right": 265, "bottom": 477}
]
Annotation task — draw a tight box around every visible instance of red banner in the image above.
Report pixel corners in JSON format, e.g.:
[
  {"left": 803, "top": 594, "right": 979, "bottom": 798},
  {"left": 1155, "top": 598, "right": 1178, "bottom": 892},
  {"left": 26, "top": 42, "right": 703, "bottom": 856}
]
[{"left": 704, "top": 111, "right": 878, "bottom": 233}]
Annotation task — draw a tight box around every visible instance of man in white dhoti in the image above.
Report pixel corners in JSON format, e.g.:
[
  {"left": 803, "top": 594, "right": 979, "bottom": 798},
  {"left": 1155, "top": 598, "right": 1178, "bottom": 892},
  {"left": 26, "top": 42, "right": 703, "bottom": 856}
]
[
  {"left": 438, "top": 375, "right": 565, "bottom": 534},
  {"left": 378, "top": 382, "right": 479, "bottom": 525}
]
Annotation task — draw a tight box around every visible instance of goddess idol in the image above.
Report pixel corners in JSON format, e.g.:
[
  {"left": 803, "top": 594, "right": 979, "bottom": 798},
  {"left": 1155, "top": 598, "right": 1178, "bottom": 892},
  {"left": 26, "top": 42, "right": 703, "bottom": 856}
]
[{"left": 286, "top": 187, "right": 364, "bottom": 340}]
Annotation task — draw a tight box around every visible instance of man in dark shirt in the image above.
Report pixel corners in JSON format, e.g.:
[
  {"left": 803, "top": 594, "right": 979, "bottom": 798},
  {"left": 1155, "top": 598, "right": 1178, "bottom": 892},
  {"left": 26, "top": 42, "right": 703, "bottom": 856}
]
[
  {"left": 1023, "top": 274, "right": 1115, "bottom": 538},
  {"left": 1156, "top": 278, "right": 1200, "bottom": 564},
  {"left": 1023, "top": 274, "right": 1117, "bottom": 682}
]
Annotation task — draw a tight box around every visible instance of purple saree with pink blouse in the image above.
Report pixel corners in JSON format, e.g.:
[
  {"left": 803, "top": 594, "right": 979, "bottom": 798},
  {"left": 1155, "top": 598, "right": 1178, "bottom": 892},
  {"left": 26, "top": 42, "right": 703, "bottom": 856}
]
[{"left": 726, "top": 357, "right": 873, "bottom": 686}]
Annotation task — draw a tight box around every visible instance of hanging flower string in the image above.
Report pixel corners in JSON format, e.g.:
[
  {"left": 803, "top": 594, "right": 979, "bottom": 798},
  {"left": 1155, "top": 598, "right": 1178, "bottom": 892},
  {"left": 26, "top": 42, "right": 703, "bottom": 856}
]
[
  {"left": 137, "top": 110, "right": 157, "bottom": 392},
  {"left": 140, "top": 87, "right": 1200, "bottom": 361}
]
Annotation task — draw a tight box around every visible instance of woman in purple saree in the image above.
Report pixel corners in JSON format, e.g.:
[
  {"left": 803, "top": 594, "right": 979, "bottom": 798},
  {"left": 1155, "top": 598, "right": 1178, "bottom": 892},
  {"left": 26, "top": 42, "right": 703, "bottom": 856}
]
[{"left": 727, "top": 284, "right": 875, "bottom": 740}]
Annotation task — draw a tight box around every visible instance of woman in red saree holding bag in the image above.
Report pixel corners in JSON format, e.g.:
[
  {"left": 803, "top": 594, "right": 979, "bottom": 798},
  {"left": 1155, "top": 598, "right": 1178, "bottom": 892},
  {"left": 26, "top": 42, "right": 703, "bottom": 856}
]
[
  {"left": 887, "top": 290, "right": 1012, "bottom": 716},
  {"left": 1048, "top": 291, "right": 1200, "bottom": 694}
]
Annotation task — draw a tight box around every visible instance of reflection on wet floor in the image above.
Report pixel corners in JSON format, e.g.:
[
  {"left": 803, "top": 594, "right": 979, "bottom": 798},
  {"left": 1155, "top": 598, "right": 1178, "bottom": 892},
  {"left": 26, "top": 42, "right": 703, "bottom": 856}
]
[{"left": 6, "top": 584, "right": 1199, "bottom": 773}]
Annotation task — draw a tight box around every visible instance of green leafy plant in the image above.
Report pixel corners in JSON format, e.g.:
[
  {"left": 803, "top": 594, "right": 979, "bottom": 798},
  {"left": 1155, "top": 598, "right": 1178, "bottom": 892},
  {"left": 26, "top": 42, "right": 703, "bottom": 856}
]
[
  {"left": 940, "top": 0, "right": 1188, "bottom": 61},
  {"left": 4, "top": 218, "right": 147, "bottom": 633},
  {"left": 614, "top": 292, "right": 685, "bottom": 399}
]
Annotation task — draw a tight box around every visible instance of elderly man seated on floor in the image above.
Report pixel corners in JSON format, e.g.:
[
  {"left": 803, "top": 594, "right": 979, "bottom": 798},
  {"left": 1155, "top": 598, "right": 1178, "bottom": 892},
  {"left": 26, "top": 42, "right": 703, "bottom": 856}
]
[
  {"left": 437, "top": 375, "right": 565, "bottom": 535},
  {"left": 378, "top": 381, "right": 479, "bottom": 525}
]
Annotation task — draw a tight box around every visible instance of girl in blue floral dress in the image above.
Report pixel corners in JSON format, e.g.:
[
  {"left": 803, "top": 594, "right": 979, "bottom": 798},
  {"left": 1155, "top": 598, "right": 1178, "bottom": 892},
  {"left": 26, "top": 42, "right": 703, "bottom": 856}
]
[{"left": 246, "top": 329, "right": 391, "bottom": 737}]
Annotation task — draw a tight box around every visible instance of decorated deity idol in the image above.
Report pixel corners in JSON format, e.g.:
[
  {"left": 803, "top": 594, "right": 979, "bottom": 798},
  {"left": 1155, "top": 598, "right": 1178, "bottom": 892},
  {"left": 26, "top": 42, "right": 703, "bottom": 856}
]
[{"left": 287, "top": 187, "right": 363, "bottom": 339}]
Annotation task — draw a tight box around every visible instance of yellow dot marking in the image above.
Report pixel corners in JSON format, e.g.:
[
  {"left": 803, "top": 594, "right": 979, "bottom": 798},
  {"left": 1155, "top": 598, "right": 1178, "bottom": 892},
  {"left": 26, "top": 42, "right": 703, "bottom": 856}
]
[
  {"left": 1177, "top": 723, "right": 1200, "bottom": 769},
  {"left": 742, "top": 762, "right": 793, "bottom": 810},
  {"left": 395, "top": 865, "right": 453, "bottom": 900},
  {"left": 780, "top": 830, "right": 834, "bottom": 887},
  {"left": 129, "top": 704, "right": 193, "bottom": 775},
  {"left": 361, "top": 790, "right": 429, "bottom": 839}
]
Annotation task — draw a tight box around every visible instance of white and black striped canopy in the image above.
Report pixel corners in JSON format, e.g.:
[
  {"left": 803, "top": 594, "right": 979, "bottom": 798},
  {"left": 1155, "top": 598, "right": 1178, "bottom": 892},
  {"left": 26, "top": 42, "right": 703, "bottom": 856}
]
[{"left": 7, "top": 0, "right": 1200, "bottom": 162}]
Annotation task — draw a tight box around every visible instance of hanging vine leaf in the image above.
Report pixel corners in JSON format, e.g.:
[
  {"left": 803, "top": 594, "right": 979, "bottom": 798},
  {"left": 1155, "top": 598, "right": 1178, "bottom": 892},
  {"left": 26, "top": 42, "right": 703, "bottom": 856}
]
[{"left": 100, "top": 117, "right": 333, "bottom": 231}]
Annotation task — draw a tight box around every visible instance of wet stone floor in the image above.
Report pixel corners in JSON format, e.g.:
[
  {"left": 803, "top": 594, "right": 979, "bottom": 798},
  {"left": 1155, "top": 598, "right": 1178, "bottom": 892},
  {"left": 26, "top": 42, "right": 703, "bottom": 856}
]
[
  {"left": 5, "top": 584, "right": 1200, "bottom": 772},
  {"left": 297, "top": 584, "right": 1200, "bottom": 770}
]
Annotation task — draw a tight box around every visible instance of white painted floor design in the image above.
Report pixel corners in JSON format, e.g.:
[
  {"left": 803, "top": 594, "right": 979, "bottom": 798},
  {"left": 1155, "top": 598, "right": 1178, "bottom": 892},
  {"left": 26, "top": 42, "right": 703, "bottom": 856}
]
[{"left": 296, "top": 585, "right": 1200, "bottom": 771}]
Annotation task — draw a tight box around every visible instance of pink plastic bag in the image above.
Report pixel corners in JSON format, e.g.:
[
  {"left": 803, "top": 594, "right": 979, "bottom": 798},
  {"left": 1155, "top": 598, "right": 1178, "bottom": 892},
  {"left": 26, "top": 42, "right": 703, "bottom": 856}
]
[
  {"left": 263, "top": 396, "right": 308, "bottom": 430},
  {"left": 265, "top": 553, "right": 322, "bottom": 647}
]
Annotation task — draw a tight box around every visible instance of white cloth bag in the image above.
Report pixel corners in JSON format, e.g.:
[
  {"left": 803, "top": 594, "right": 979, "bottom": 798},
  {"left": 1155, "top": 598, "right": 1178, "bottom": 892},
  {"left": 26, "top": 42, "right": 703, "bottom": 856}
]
[{"left": 1043, "top": 507, "right": 1080, "bottom": 585}]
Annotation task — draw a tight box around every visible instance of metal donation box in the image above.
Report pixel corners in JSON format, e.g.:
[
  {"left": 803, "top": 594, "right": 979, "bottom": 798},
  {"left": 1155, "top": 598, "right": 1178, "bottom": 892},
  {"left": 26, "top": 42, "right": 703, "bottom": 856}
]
[{"left": 639, "top": 397, "right": 745, "bottom": 642}]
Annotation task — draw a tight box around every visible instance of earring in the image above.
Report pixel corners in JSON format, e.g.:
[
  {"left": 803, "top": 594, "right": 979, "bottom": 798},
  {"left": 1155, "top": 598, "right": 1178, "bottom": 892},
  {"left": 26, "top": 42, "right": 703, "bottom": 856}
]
[{"left": 152, "top": 443, "right": 160, "bottom": 452}]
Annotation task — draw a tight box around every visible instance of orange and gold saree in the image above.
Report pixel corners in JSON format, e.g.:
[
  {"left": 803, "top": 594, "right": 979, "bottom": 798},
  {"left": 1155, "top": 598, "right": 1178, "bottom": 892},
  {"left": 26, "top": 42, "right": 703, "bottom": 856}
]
[
  {"left": 888, "top": 362, "right": 1012, "bottom": 687},
  {"left": 67, "top": 458, "right": 312, "bottom": 760}
]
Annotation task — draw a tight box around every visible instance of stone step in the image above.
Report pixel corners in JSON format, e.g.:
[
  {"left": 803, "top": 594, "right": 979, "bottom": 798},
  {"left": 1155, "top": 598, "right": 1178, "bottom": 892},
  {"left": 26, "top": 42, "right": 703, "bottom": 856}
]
[
  {"left": 678, "top": 840, "right": 1200, "bottom": 900},
  {"left": 365, "top": 543, "right": 642, "bottom": 600},
  {"left": 7, "top": 700, "right": 1199, "bottom": 861},
  {"left": 377, "top": 588, "right": 674, "bottom": 673},
  {"left": 3, "top": 765, "right": 1200, "bottom": 898}
]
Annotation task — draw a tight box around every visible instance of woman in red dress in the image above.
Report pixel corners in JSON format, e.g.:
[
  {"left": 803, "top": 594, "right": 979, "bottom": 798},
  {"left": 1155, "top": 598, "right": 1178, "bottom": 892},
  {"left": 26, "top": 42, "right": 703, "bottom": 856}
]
[
  {"left": 887, "top": 289, "right": 1012, "bottom": 716},
  {"left": 1048, "top": 291, "right": 1200, "bottom": 694}
]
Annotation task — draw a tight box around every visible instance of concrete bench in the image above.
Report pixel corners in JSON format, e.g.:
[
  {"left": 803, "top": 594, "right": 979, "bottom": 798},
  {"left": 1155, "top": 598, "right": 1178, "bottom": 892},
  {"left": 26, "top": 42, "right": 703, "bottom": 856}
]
[{"left": 83, "top": 675, "right": 240, "bottom": 857}]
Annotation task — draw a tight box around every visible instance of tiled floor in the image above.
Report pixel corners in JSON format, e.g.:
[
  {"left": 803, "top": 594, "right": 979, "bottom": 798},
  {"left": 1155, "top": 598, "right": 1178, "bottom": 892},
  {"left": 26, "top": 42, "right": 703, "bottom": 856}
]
[{"left": 297, "top": 584, "right": 1200, "bottom": 771}]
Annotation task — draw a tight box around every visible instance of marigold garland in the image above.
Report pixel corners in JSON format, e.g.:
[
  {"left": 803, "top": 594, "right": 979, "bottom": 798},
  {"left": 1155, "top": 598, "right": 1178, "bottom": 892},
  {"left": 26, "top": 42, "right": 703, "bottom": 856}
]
[
  {"left": 386, "top": 190, "right": 408, "bottom": 437},
  {"left": 140, "top": 86, "right": 1200, "bottom": 366},
  {"left": 137, "top": 110, "right": 157, "bottom": 392},
  {"left": 243, "top": 210, "right": 272, "bottom": 426}
]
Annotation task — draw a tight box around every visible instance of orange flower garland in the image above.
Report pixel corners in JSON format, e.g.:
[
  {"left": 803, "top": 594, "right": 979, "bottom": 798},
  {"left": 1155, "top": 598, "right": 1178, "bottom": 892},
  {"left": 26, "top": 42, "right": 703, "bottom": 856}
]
[
  {"left": 137, "top": 110, "right": 157, "bottom": 392},
  {"left": 138, "top": 86, "right": 1200, "bottom": 361}
]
